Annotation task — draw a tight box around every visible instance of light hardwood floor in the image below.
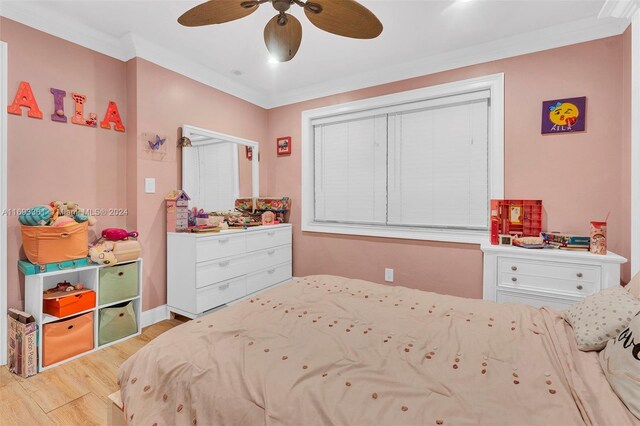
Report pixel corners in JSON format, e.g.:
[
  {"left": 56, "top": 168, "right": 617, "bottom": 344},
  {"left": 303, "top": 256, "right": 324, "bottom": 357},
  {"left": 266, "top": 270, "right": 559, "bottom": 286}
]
[{"left": 0, "top": 319, "right": 185, "bottom": 426}]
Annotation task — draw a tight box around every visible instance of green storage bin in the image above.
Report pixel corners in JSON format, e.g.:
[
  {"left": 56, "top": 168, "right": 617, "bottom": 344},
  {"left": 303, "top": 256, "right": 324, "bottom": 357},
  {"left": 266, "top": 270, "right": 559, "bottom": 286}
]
[
  {"left": 99, "top": 301, "right": 137, "bottom": 345},
  {"left": 99, "top": 262, "right": 138, "bottom": 305}
]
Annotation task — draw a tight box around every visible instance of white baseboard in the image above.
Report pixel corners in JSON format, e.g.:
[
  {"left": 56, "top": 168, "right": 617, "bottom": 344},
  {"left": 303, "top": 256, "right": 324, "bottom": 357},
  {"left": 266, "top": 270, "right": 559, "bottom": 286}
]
[{"left": 141, "top": 304, "right": 169, "bottom": 328}]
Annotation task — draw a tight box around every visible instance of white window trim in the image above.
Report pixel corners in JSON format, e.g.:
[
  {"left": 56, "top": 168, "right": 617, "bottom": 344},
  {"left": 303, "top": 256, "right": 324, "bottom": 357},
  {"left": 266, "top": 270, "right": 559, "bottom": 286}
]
[{"left": 301, "top": 73, "right": 504, "bottom": 244}]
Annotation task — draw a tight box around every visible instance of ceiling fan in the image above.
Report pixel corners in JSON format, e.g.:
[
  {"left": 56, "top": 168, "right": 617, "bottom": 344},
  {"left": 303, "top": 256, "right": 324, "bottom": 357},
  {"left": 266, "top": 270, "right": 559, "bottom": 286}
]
[{"left": 178, "top": 0, "right": 383, "bottom": 62}]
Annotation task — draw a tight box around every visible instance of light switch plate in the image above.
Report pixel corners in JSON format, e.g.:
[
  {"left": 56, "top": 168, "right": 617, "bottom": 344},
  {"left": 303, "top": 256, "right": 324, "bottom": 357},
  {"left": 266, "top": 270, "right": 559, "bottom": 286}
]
[
  {"left": 144, "top": 178, "right": 156, "bottom": 194},
  {"left": 385, "top": 268, "right": 394, "bottom": 283}
]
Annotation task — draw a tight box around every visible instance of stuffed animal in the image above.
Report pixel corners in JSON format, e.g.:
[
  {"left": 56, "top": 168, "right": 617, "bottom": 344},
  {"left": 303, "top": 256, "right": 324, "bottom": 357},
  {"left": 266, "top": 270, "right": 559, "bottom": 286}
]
[
  {"left": 51, "top": 201, "right": 97, "bottom": 226},
  {"left": 52, "top": 216, "right": 76, "bottom": 227},
  {"left": 88, "top": 242, "right": 117, "bottom": 266},
  {"left": 18, "top": 206, "right": 51, "bottom": 226}
]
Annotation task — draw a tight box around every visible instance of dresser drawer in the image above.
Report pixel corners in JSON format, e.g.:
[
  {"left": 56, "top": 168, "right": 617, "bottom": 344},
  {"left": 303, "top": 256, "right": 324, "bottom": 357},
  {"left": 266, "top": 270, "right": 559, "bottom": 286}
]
[
  {"left": 246, "top": 228, "right": 291, "bottom": 252},
  {"left": 246, "top": 262, "right": 292, "bottom": 295},
  {"left": 196, "top": 256, "right": 247, "bottom": 288},
  {"left": 196, "top": 277, "right": 246, "bottom": 313},
  {"left": 248, "top": 245, "right": 292, "bottom": 274},
  {"left": 496, "top": 290, "right": 577, "bottom": 311},
  {"left": 499, "top": 272, "right": 597, "bottom": 298},
  {"left": 196, "top": 234, "right": 245, "bottom": 263},
  {"left": 499, "top": 258, "right": 599, "bottom": 282}
]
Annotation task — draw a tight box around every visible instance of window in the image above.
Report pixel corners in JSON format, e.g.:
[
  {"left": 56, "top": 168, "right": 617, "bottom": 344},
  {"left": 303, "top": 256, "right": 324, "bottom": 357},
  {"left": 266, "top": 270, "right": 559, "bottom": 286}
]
[{"left": 302, "top": 74, "right": 504, "bottom": 243}]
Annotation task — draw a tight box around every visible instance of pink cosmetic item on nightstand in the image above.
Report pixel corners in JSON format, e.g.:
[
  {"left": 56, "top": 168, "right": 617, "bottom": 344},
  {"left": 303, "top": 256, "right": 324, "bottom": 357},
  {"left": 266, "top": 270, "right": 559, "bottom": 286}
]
[{"left": 590, "top": 221, "right": 607, "bottom": 255}]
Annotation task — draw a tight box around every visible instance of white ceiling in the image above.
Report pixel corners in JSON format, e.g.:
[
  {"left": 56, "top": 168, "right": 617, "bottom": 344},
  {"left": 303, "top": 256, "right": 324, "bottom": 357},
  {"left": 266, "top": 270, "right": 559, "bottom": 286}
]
[{"left": 0, "top": 0, "right": 629, "bottom": 108}]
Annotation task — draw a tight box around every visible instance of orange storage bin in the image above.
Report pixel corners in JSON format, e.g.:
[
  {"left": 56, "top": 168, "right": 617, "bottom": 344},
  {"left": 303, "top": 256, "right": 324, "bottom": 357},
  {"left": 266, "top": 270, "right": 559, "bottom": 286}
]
[
  {"left": 21, "top": 222, "right": 89, "bottom": 265},
  {"left": 43, "top": 312, "right": 94, "bottom": 367},
  {"left": 43, "top": 290, "right": 96, "bottom": 318}
]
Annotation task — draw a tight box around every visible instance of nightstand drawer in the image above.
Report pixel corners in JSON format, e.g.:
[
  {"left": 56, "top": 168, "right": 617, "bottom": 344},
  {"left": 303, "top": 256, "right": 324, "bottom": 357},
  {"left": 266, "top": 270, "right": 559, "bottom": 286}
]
[
  {"left": 497, "top": 290, "right": 577, "bottom": 311},
  {"left": 499, "top": 258, "right": 600, "bottom": 282},
  {"left": 499, "top": 272, "right": 597, "bottom": 297}
]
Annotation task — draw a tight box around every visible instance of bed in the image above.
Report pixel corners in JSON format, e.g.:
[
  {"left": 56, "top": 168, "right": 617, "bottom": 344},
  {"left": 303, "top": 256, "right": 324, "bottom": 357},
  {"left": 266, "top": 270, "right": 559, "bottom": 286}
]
[{"left": 118, "top": 275, "right": 639, "bottom": 425}]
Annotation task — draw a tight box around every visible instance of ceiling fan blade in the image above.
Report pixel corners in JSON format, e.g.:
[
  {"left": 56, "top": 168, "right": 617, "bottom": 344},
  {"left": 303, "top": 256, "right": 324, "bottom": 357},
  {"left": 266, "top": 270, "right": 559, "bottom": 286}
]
[
  {"left": 264, "top": 13, "right": 303, "bottom": 62},
  {"left": 304, "top": 0, "right": 382, "bottom": 39},
  {"left": 178, "top": 0, "right": 258, "bottom": 27}
]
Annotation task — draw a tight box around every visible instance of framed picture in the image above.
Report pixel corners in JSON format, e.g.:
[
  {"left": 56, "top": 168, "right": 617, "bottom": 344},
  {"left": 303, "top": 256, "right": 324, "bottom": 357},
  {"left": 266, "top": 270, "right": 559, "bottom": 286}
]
[
  {"left": 245, "top": 146, "right": 253, "bottom": 160},
  {"left": 541, "top": 96, "right": 586, "bottom": 134},
  {"left": 277, "top": 136, "right": 292, "bottom": 156}
]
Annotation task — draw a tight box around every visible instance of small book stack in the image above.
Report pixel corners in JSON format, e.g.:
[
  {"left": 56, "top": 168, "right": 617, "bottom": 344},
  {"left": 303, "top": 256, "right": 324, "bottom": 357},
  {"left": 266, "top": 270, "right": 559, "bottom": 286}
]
[{"left": 541, "top": 232, "right": 590, "bottom": 251}]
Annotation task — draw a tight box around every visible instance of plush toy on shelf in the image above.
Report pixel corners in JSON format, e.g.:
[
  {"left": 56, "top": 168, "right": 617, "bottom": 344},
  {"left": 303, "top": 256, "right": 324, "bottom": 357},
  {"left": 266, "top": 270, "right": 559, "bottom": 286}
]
[
  {"left": 88, "top": 242, "right": 117, "bottom": 266},
  {"left": 18, "top": 206, "right": 51, "bottom": 226},
  {"left": 51, "top": 201, "right": 97, "bottom": 226}
]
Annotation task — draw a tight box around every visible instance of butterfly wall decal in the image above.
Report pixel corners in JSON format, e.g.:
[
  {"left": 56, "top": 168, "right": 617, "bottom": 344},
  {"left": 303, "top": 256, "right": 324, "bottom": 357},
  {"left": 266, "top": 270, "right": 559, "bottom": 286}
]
[{"left": 148, "top": 135, "right": 166, "bottom": 150}]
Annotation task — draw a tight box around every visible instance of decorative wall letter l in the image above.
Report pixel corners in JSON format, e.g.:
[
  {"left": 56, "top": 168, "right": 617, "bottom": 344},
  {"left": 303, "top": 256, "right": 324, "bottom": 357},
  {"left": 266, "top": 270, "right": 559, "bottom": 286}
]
[
  {"left": 71, "top": 93, "right": 97, "bottom": 127},
  {"left": 7, "top": 81, "right": 43, "bottom": 119},
  {"left": 100, "top": 101, "right": 125, "bottom": 132},
  {"left": 50, "top": 88, "right": 67, "bottom": 123}
]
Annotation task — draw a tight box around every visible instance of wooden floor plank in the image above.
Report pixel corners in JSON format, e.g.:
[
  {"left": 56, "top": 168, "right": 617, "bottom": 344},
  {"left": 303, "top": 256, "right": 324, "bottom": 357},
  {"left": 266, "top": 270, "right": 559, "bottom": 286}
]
[
  {"left": 47, "top": 392, "right": 107, "bottom": 426},
  {"left": 0, "top": 381, "right": 51, "bottom": 425},
  {"left": 1, "top": 319, "right": 185, "bottom": 426}
]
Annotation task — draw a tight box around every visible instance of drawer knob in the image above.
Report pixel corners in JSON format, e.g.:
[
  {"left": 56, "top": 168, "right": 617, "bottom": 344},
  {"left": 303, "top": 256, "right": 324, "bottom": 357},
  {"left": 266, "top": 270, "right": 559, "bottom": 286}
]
[
  {"left": 118, "top": 272, "right": 124, "bottom": 277},
  {"left": 576, "top": 284, "right": 584, "bottom": 290},
  {"left": 219, "top": 260, "right": 230, "bottom": 267},
  {"left": 576, "top": 272, "right": 583, "bottom": 278},
  {"left": 267, "top": 249, "right": 276, "bottom": 255},
  {"left": 268, "top": 269, "right": 276, "bottom": 274},
  {"left": 511, "top": 266, "right": 517, "bottom": 271},
  {"left": 267, "top": 232, "right": 276, "bottom": 236},
  {"left": 119, "top": 313, "right": 125, "bottom": 317},
  {"left": 511, "top": 277, "right": 517, "bottom": 282},
  {"left": 219, "top": 284, "right": 230, "bottom": 291},
  {"left": 219, "top": 238, "right": 229, "bottom": 244}
]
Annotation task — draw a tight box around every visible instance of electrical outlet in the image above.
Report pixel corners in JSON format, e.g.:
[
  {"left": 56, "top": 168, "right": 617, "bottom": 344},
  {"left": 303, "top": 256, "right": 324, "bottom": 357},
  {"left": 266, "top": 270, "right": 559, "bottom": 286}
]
[{"left": 385, "top": 268, "right": 394, "bottom": 283}]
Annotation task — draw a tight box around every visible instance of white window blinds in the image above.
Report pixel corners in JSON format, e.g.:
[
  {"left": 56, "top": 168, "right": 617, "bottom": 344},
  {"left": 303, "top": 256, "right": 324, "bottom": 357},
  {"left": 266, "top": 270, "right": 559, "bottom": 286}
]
[
  {"left": 314, "top": 115, "right": 387, "bottom": 224},
  {"left": 311, "top": 89, "right": 490, "bottom": 231},
  {"left": 388, "top": 98, "right": 489, "bottom": 229}
]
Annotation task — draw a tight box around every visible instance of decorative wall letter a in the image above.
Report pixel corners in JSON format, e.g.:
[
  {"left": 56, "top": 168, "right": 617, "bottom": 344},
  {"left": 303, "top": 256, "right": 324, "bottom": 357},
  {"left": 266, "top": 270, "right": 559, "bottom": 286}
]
[
  {"left": 100, "top": 101, "right": 125, "bottom": 132},
  {"left": 7, "top": 81, "right": 43, "bottom": 119},
  {"left": 50, "top": 88, "right": 67, "bottom": 123},
  {"left": 71, "top": 93, "right": 97, "bottom": 127}
]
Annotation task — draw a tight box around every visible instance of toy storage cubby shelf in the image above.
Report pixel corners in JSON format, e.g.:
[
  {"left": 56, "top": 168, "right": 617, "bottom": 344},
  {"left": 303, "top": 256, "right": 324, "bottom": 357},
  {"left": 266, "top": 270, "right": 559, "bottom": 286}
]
[{"left": 23, "top": 258, "right": 143, "bottom": 372}]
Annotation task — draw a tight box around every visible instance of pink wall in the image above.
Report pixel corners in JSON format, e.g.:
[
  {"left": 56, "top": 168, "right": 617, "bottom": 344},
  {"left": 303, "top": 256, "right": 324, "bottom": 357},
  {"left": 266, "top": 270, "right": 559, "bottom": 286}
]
[
  {"left": 129, "top": 58, "right": 268, "bottom": 310},
  {"left": 264, "top": 32, "right": 632, "bottom": 297},
  {"left": 1, "top": 17, "right": 632, "bottom": 311},
  {"left": 1, "top": 18, "right": 128, "bottom": 309}
]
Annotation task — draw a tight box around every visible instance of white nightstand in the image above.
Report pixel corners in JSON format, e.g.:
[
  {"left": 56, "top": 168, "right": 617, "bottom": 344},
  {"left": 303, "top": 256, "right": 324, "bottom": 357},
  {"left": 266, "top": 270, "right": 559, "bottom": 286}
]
[{"left": 481, "top": 243, "right": 626, "bottom": 310}]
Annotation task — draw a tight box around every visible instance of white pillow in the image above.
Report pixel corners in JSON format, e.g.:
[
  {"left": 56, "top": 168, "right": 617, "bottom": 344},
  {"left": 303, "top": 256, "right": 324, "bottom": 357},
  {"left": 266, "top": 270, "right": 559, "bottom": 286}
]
[
  {"left": 563, "top": 286, "right": 640, "bottom": 351},
  {"left": 599, "top": 314, "right": 640, "bottom": 419}
]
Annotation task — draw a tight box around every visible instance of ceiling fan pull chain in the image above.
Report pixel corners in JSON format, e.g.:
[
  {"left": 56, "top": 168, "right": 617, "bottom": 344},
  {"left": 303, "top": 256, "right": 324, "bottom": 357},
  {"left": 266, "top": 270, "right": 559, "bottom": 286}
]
[{"left": 277, "top": 12, "right": 289, "bottom": 27}]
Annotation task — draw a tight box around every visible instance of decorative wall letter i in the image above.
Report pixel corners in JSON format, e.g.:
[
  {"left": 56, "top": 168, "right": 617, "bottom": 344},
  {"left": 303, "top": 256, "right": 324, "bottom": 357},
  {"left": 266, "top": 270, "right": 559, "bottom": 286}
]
[
  {"left": 100, "top": 101, "right": 125, "bottom": 132},
  {"left": 50, "top": 88, "right": 67, "bottom": 123},
  {"left": 7, "top": 81, "right": 43, "bottom": 119},
  {"left": 71, "top": 93, "right": 97, "bottom": 127}
]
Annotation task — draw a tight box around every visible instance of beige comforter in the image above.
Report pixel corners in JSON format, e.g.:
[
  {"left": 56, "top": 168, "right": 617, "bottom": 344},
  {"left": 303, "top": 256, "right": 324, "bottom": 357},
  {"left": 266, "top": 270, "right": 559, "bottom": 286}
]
[{"left": 119, "top": 275, "right": 638, "bottom": 425}]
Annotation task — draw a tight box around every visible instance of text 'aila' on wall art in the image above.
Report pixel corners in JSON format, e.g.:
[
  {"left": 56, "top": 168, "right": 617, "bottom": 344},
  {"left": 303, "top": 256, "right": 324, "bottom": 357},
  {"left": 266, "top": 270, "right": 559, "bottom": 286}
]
[
  {"left": 6, "top": 81, "right": 125, "bottom": 132},
  {"left": 541, "top": 96, "right": 586, "bottom": 134}
]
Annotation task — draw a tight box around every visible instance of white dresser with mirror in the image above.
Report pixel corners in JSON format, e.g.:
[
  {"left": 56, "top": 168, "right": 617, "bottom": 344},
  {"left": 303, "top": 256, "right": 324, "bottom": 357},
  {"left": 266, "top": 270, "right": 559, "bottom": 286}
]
[{"left": 167, "top": 125, "right": 292, "bottom": 318}]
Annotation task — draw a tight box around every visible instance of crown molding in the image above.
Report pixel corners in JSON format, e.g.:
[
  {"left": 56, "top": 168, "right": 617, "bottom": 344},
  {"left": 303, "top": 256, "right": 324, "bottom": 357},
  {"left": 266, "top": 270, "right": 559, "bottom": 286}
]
[
  {"left": 268, "top": 16, "right": 630, "bottom": 108},
  {"left": 599, "top": 0, "right": 639, "bottom": 19},
  {"left": 0, "top": 1, "right": 632, "bottom": 109},
  {"left": 0, "top": 1, "right": 271, "bottom": 108}
]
